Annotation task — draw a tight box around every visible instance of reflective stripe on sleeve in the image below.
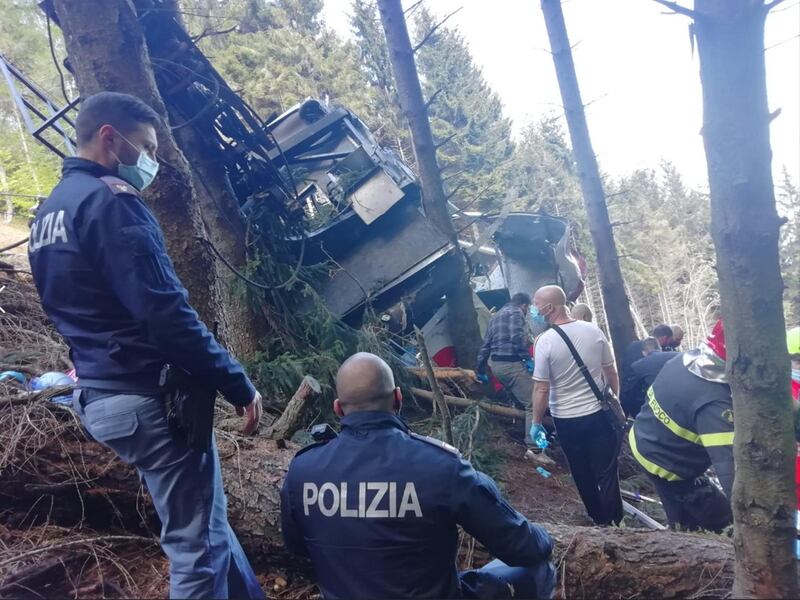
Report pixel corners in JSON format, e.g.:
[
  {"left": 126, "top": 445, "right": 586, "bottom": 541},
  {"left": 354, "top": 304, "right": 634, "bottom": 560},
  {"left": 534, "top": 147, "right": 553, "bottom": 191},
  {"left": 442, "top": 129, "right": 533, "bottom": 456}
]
[
  {"left": 698, "top": 431, "right": 735, "bottom": 446},
  {"left": 628, "top": 426, "right": 683, "bottom": 482},
  {"left": 646, "top": 387, "right": 701, "bottom": 444}
]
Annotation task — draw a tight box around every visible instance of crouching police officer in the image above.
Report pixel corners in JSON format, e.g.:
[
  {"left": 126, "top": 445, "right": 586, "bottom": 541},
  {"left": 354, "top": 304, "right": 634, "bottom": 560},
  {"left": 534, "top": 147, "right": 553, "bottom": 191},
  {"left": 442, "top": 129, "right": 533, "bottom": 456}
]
[
  {"left": 281, "top": 352, "right": 556, "bottom": 599},
  {"left": 28, "top": 92, "right": 264, "bottom": 599}
]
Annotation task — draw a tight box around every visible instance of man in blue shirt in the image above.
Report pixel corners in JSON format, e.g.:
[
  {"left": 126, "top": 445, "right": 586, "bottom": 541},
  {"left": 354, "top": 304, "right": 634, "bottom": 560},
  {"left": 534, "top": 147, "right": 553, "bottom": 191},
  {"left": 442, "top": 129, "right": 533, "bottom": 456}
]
[
  {"left": 281, "top": 352, "right": 555, "bottom": 599},
  {"left": 28, "top": 92, "right": 263, "bottom": 599}
]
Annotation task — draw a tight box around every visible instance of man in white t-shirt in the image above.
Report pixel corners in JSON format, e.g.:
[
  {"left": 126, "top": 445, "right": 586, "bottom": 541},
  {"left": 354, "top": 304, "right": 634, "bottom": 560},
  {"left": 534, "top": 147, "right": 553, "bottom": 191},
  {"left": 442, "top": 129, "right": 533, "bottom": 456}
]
[{"left": 530, "top": 285, "right": 623, "bottom": 525}]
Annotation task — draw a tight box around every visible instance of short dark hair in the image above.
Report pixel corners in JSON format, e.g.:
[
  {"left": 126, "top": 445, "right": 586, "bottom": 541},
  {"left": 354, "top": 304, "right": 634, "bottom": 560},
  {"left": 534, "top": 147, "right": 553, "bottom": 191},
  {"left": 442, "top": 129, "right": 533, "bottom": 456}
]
[
  {"left": 652, "top": 324, "right": 673, "bottom": 339},
  {"left": 641, "top": 337, "right": 661, "bottom": 355},
  {"left": 510, "top": 292, "right": 531, "bottom": 306},
  {"left": 75, "top": 92, "right": 162, "bottom": 145}
]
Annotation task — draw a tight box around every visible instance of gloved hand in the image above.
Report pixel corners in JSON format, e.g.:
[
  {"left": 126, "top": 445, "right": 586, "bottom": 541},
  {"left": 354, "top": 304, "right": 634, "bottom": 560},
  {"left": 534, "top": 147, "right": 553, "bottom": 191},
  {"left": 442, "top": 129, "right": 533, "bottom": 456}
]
[
  {"left": 524, "top": 358, "right": 534, "bottom": 374},
  {"left": 529, "top": 423, "right": 549, "bottom": 449},
  {"left": 475, "top": 372, "right": 490, "bottom": 384}
]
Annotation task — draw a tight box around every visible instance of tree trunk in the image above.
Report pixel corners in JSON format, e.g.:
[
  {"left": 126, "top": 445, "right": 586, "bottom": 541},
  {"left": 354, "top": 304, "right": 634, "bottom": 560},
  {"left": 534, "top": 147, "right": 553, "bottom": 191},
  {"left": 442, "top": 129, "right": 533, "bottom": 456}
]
[
  {"left": 50, "top": 0, "right": 256, "bottom": 354},
  {"left": 545, "top": 522, "right": 734, "bottom": 598},
  {"left": 377, "top": 0, "right": 482, "bottom": 367},
  {"left": 692, "top": 1, "right": 797, "bottom": 596},
  {"left": 540, "top": 0, "right": 637, "bottom": 361},
  {"left": 264, "top": 376, "right": 321, "bottom": 441},
  {"left": 133, "top": 1, "right": 267, "bottom": 357},
  {"left": 51, "top": 0, "right": 214, "bottom": 323}
]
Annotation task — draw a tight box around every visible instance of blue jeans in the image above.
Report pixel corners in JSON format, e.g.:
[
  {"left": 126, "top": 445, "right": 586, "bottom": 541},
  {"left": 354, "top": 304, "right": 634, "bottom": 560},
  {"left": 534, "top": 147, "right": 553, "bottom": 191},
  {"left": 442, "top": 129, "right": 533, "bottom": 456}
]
[
  {"left": 74, "top": 390, "right": 264, "bottom": 600},
  {"left": 460, "top": 558, "right": 556, "bottom": 599}
]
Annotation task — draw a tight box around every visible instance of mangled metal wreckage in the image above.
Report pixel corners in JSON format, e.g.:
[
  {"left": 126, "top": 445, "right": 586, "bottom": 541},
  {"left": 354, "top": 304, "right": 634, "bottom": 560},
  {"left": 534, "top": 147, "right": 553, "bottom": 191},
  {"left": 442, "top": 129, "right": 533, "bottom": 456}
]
[{"left": 1, "top": 3, "right": 585, "bottom": 367}]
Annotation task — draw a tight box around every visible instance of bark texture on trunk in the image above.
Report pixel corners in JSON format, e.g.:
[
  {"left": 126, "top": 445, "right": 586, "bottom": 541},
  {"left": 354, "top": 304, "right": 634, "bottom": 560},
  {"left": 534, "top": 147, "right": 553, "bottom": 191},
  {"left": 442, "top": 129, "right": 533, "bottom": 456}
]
[
  {"left": 693, "top": 1, "right": 797, "bottom": 596},
  {"left": 51, "top": 0, "right": 220, "bottom": 328},
  {"left": 546, "top": 522, "right": 734, "bottom": 598},
  {"left": 134, "top": 1, "right": 266, "bottom": 357},
  {"left": 377, "top": 0, "right": 482, "bottom": 367},
  {"left": 540, "top": 0, "right": 637, "bottom": 361}
]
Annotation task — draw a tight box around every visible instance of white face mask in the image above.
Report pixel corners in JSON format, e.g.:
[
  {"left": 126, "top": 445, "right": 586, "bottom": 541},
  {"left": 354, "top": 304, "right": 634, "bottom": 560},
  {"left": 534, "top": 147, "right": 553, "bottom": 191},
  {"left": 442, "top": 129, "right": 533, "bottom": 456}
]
[{"left": 111, "top": 130, "right": 159, "bottom": 190}]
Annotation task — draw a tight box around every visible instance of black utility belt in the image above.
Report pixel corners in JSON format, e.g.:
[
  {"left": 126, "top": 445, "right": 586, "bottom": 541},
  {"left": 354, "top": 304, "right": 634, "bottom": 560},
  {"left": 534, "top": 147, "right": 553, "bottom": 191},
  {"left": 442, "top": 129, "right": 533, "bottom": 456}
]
[{"left": 491, "top": 354, "right": 525, "bottom": 362}]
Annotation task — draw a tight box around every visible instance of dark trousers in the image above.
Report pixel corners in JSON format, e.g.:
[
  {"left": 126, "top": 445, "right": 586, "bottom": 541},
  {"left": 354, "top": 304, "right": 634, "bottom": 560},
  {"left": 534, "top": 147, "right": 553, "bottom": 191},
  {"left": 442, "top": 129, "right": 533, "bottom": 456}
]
[
  {"left": 553, "top": 410, "right": 623, "bottom": 525},
  {"left": 648, "top": 474, "right": 732, "bottom": 532},
  {"left": 460, "top": 558, "right": 556, "bottom": 599},
  {"left": 74, "top": 390, "right": 263, "bottom": 599}
]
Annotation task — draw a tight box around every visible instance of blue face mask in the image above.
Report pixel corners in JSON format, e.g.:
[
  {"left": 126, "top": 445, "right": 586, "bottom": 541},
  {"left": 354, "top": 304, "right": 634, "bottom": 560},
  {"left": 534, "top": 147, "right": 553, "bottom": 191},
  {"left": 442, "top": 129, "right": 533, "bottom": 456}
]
[
  {"left": 530, "top": 305, "right": 549, "bottom": 327},
  {"left": 793, "top": 369, "right": 800, "bottom": 384},
  {"left": 112, "top": 131, "right": 159, "bottom": 191}
]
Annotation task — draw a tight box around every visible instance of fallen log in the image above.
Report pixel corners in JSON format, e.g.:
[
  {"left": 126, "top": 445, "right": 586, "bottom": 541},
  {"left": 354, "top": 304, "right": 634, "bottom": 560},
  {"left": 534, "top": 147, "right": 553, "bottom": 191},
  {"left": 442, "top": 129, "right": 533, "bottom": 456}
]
[
  {"left": 544, "top": 522, "right": 733, "bottom": 598},
  {"left": 410, "top": 387, "right": 526, "bottom": 419},
  {"left": 264, "top": 375, "right": 321, "bottom": 441},
  {"left": 406, "top": 367, "right": 477, "bottom": 381}
]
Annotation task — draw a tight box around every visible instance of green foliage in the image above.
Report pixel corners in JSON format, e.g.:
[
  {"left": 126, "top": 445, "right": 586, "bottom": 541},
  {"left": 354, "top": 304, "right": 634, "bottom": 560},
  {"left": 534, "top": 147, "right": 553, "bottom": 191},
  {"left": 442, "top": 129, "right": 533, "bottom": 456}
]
[
  {"left": 0, "top": 127, "right": 61, "bottom": 214},
  {"left": 349, "top": 0, "right": 411, "bottom": 161},
  {"left": 608, "top": 163, "right": 719, "bottom": 346},
  {"left": 0, "top": 0, "right": 65, "bottom": 210},
  {"left": 183, "top": 0, "right": 375, "bottom": 121},
  {"left": 413, "top": 8, "right": 514, "bottom": 213}
]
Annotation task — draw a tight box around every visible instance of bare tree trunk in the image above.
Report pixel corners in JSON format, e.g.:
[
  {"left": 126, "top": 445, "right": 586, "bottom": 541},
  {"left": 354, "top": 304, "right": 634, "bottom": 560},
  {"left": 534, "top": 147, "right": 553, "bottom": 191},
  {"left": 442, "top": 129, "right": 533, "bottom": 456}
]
[
  {"left": 134, "top": 1, "right": 267, "bottom": 357},
  {"left": 692, "top": 0, "right": 797, "bottom": 596},
  {"left": 377, "top": 0, "right": 482, "bottom": 367},
  {"left": 540, "top": 0, "right": 637, "bottom": 361},
  {"left": 414, "top": 327, "right": 453, "bottom": 444},
  {"left": 51, "top": 0, "right": 221, "bottom": 329}
]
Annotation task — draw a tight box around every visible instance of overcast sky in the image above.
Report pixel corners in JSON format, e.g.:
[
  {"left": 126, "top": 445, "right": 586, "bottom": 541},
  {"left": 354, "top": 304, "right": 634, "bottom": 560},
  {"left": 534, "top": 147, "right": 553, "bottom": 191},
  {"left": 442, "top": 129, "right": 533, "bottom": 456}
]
[{"left": 322, "top": 0, "right": 800, "bottom": 191}]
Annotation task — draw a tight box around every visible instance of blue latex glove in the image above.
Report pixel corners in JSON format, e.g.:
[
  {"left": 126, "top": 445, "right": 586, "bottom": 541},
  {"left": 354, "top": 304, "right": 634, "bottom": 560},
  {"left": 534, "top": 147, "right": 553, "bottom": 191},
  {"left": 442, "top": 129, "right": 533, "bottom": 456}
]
[
  {"left": 529, "top": 423, "right": 549, "bottom": 449},
  {"left": 476, "top": 372, "right": 490, "bottom": 384},
  {"left": 524, "top": 358, "right": 534, "bottom": 374}
]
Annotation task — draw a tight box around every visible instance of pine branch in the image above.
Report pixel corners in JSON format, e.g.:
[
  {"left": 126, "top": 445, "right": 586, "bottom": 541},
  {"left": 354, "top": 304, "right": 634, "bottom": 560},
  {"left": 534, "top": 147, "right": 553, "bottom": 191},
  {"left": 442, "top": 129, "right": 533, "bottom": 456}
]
[
  {"left": 765, "top": 0, "right": 788, "bottom": 10},
  {"left": 652, "top": 0, "right": 699, "bottom": 19},
  {"left": 192, "top": 25, "right": 237, "bottom": 43},
  {"left": 445, "top": 181, "right": 467, "bottom": 201},
  {"left": 425, "top": 88, "right": 444, "bottom": 110},
  {"left": 434, "top": 132, "right": 458, "bottom": 151},
  {"left": 404, "top": 0, "right": 425, "bottom": 16},
  {"left": 412, "top": 7, "right": 463, "bottom": 54}
]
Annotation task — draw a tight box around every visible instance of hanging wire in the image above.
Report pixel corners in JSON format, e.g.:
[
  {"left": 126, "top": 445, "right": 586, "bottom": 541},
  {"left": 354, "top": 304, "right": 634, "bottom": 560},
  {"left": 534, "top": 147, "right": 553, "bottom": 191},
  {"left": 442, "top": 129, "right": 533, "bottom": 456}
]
[
  {"left": 46, "top": 14, "right": 71, "bottom": 104},
  {"left": 196, "top": 234, "right": 305, "bottom": 291}
]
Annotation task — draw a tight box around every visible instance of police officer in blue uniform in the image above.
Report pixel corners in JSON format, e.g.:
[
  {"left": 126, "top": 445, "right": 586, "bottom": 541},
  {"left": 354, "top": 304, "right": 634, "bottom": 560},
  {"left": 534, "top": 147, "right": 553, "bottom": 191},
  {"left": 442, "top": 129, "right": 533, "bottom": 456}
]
[
  {"left": 27, "top": 92, "right": 264, "bottom": 599},
  {"left": 281, "top": 352, "right": 555, "bottom": 599}
]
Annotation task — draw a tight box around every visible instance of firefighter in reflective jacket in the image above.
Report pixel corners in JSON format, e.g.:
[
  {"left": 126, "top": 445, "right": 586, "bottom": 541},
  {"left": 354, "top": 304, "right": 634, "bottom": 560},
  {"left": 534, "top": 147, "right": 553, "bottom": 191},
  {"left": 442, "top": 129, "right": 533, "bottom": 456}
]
[
  {"left": 281, "top": 353, "right": 556, "bottom": 599},
  {"left": 629, "top": 320, "right": 734, "bottom": 532}
]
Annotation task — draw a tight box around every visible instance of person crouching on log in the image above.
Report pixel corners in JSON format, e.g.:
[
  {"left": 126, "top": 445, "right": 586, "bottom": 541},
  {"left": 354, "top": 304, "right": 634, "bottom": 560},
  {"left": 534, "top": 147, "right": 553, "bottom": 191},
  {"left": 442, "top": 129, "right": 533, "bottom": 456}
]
[
  {"left": 280, "top": 352, "right": 556, "bottom": 599},
  {"left": 27, "top": 92, "right": 264, "bottom": 599}
]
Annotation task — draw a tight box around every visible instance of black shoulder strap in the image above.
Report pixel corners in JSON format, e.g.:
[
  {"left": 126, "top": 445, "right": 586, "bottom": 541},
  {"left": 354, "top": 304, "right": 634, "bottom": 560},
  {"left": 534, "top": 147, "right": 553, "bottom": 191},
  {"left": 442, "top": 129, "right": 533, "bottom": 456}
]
[{"left": 550, "top": 325, "right": 604, "bottom": 403}]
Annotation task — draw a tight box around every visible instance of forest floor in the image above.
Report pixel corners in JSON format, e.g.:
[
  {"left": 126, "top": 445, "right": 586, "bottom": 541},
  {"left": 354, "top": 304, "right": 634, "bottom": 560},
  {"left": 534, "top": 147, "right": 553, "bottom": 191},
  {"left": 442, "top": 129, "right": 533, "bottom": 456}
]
[
  {"left": 0, "top": 269, "right": 668, "bottom": 599},
  {"left": 0, "top": 218, "right": 29, "bottom": 272}
]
